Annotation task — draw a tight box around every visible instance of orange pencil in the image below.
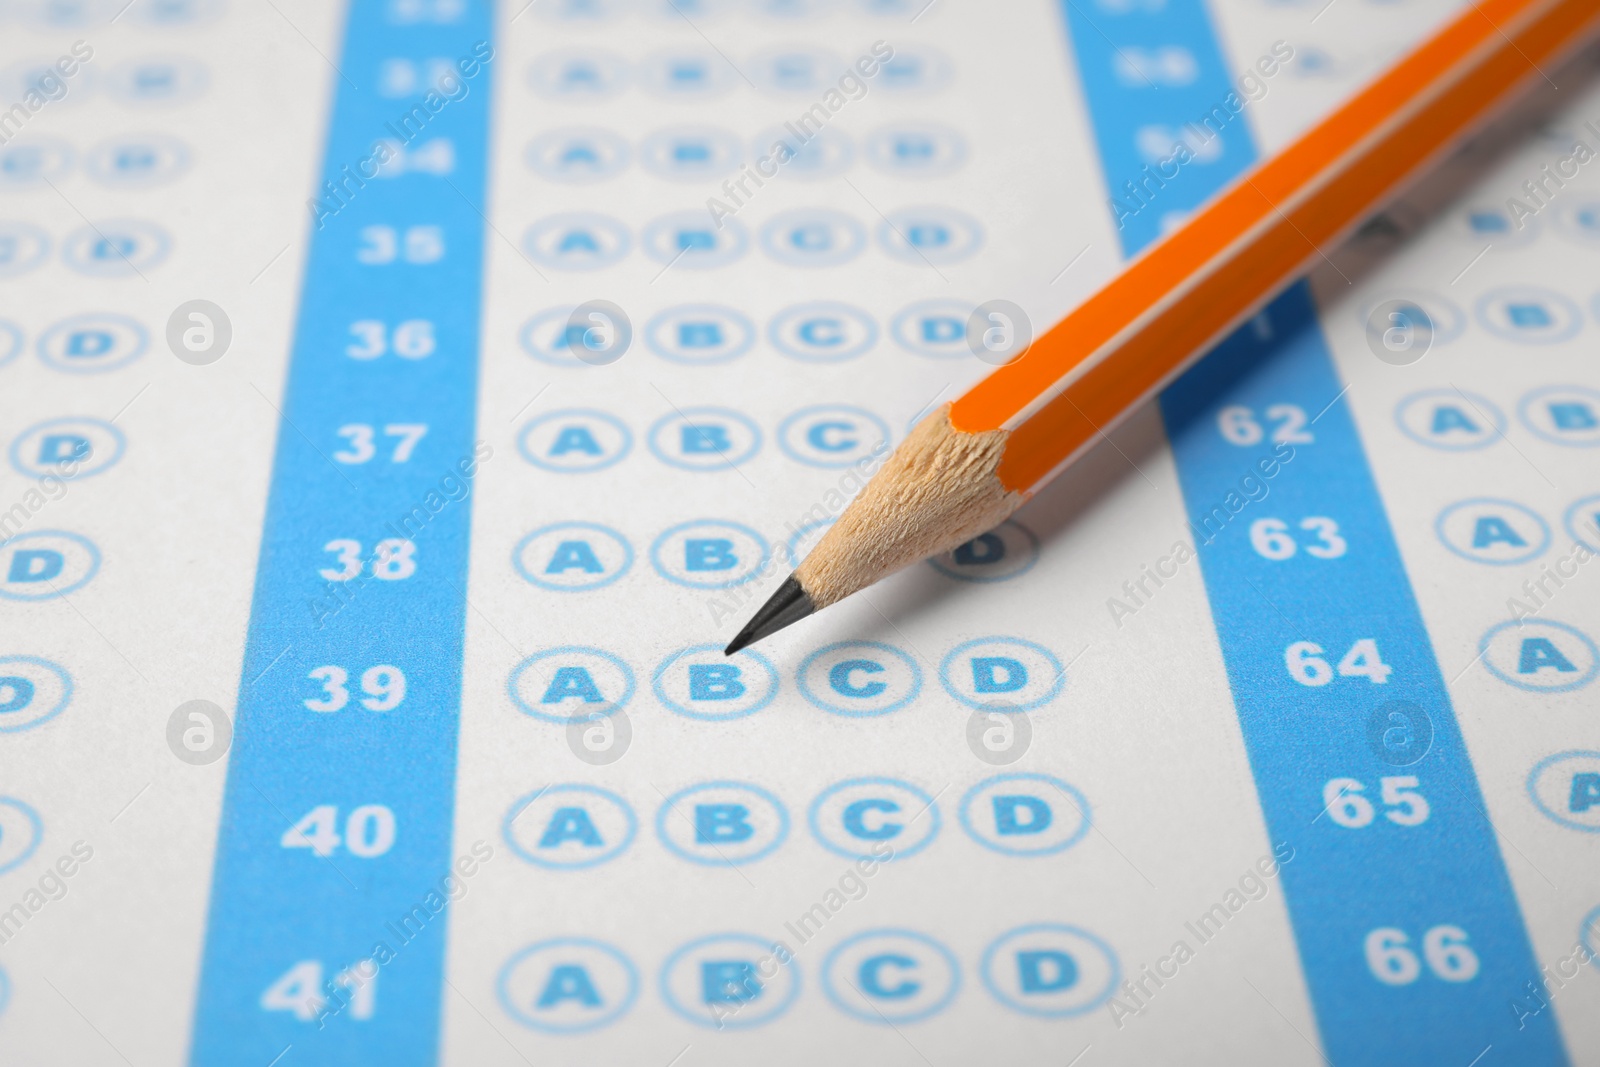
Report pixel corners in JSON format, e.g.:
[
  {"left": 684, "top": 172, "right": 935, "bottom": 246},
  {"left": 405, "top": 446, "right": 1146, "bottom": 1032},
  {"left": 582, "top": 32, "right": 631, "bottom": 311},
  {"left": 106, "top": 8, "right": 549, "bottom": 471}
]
[{"left": 727, "top": 0, "right": 1600, "bottom": 654}]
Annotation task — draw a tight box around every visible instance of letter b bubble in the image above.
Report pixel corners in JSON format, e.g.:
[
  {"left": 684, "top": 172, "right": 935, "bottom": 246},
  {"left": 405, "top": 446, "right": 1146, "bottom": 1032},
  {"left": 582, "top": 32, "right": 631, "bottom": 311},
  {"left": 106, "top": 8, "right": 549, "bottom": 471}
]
[
  {"left": 660, "top": 933, "right": 800, "bottom": 1029},
  {"left": 640, "top": 127, "right": 742, "bottom": 181},
  {"left": 656, "top": 781, "right": 789, "bottom": 866},
  {"left": 653, "top": 645, "right": 779, "bottom": 721},
  {"left": 648, "top": 408, "right": 761, "bottom": 470},
  {"left": 1476, "top": 287, "right": 1583, "bottom": 344},
  {"left": 642, "top": 210, "right": 748, "bottom": 268},
  {"left": 1519, "top": 385, "right": 1600, "bottom": 447},
  {"left": 650, "top": 520, "right": 768, "bottom": 589},
  {"left": 639, "top": 48, "right": 737, "bottom": 99},
  {"left": 980, "top": 924, "right": 1119, "bottom": 1017},
  {"left": 498, "top": 938, "right": 638, "bottom": 1033},
  {"left": 645, "top": 304, "right": 754, "bottom": 365}
]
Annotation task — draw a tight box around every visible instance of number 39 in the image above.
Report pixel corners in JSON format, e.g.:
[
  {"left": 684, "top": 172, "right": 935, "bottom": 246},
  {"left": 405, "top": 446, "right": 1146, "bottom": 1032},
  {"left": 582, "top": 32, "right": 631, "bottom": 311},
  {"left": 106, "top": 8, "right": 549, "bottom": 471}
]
[{"left": 305, "top": 665, "right": 406, "bottom": 712}]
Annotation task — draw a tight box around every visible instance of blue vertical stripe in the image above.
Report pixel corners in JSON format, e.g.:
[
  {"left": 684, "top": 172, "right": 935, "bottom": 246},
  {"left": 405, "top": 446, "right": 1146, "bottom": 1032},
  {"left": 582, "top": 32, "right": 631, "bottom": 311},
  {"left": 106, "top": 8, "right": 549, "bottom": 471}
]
[
  {"left": 191, "top": 2, "right": 494, "bottom": 1063},
  {"left": 1059, "top": 2, "right": 1567, "bottom": 1062}
]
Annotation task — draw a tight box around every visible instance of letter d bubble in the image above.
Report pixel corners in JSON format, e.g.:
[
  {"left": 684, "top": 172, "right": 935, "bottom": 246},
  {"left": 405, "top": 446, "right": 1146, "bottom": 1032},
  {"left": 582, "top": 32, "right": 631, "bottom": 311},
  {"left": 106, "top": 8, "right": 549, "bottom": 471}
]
[
  {"left": 960, "top": 774, "right": 1089, "bottom": 856},
  {"left": 981, "top": 925, "right": 1118, "bottom": 1018}
]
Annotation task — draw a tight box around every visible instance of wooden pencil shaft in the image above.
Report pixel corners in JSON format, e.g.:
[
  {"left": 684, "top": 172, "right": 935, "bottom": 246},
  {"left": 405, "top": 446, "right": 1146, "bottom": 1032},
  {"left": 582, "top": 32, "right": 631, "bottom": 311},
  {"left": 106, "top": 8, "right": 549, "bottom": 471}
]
[
  {"left": 950, "top": 0, "right": 1600, "bottom": 494},
  {"left": 756, "top": 0, "right": 1600, "bottom": 631},
  {"left": 795, "top": 406, "right": 1023, "bottom": 608}
]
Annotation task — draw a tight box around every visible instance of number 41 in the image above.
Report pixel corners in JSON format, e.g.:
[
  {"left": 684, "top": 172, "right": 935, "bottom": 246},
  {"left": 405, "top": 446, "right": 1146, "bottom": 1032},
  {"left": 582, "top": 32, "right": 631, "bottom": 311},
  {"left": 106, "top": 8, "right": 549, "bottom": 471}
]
[{"left": 262, "top": 959, "right": 377, "bottom": 1022}]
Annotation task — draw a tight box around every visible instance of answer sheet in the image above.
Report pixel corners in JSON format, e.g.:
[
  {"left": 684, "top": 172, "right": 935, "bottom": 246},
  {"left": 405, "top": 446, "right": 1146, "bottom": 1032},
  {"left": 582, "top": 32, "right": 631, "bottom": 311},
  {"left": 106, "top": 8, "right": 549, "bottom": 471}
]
[{"left": 0, "top": 0, "right": 1597, "bottom": 1063}]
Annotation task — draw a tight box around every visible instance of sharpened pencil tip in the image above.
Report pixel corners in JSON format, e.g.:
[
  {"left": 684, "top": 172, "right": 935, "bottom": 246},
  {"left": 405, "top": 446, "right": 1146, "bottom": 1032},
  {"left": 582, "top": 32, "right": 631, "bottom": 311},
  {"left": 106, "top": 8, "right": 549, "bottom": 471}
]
[{"left": 724, "top": 573, "right": 815, "bottom": 655}]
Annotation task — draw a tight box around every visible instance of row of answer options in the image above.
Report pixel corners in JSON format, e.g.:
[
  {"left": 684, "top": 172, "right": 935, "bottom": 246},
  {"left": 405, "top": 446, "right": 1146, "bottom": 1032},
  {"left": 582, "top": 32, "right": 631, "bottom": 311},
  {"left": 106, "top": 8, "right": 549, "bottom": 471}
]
[
  {"left": 502, "top": 774, "right": 1090, "bottom": 870},
  {"left": 492, "top": 922, "right": 1116, "bottom": 1032}
]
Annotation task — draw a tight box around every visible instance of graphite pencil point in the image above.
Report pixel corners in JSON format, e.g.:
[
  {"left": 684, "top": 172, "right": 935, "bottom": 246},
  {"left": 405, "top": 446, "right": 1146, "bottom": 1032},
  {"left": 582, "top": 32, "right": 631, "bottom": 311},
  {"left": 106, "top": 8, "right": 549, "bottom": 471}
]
[{"left": 724, "top": 573, "right": 815, "bottom": 655}]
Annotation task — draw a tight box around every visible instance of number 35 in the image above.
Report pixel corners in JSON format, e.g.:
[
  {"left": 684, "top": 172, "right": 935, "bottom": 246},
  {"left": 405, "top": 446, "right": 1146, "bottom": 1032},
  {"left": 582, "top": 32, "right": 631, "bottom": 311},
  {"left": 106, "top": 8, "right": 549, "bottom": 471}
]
[{"left": 356, "top": 224, "right": 444, "bottom": 265}]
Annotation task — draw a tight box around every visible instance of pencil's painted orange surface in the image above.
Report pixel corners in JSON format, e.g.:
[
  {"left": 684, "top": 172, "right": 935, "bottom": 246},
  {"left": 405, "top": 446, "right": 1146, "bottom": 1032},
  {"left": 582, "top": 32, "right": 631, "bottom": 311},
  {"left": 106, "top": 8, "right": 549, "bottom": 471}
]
[{"left": 946, "top": 0, "right": 1600, "bottom": 493}]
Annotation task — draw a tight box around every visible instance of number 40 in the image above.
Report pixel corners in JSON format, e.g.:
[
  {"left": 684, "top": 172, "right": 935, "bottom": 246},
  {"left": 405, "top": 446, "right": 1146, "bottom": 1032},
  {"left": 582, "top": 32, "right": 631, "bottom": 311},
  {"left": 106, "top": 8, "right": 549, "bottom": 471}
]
[{"left": 281, "top": 804, "right": 396, "bottom": 858}]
